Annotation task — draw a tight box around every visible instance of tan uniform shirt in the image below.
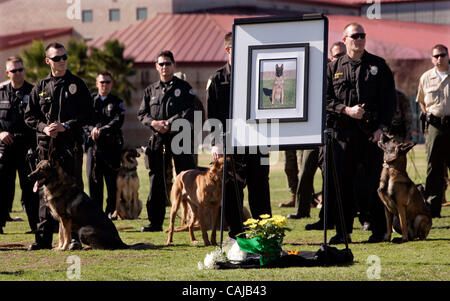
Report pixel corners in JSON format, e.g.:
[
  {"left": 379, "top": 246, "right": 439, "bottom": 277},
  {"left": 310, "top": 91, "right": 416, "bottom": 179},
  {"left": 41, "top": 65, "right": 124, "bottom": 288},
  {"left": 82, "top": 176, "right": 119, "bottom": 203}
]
[{"left": 416, "top": 66, "right": 450, "bottom": 117}]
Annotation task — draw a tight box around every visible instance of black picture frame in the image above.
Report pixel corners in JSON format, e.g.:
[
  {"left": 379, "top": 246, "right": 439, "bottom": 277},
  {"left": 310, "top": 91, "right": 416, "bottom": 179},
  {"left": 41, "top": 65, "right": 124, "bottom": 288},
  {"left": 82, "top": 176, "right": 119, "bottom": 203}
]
[
  {"left": 246, "top": 43, "right": 310, "bottom": 123},
  {"left": 229, "top": 14, "right": 328, "bottom": 151}
]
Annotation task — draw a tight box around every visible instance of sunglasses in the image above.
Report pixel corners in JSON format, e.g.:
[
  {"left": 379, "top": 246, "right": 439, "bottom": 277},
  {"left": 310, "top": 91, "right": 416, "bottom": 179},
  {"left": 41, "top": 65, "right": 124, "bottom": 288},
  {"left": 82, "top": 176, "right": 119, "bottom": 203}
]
[
  {"left": 433, "top": 53, "right": 447, "bottom": 59},
  {"left": 48, "top": 54, "right": 68, "bottom": 62},
  {"left": 8, "top": 68, "right": 24, "bottom": 73},
  {"left": 99, "top": 81, "right": 112, "bottom": 84},
  {"left": 158, "top": 62, "right": 172, "bottom": 67},
  {"left": 348, "top": 33, "right": 366, "bottom": 40},
  {"left": 332, "top": 52, "right": 345, "bottom": 58}
]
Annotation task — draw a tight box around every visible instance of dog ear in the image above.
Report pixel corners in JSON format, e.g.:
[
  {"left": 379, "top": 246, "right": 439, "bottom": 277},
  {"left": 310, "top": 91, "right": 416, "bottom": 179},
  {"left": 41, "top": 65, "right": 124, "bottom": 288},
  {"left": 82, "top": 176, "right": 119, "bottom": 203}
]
[
  {"left": 399, "top": 142, "right": 416, "bottom": 154},
  {"left": 377, "top": 133, "right": 388, "bottom": 150}
]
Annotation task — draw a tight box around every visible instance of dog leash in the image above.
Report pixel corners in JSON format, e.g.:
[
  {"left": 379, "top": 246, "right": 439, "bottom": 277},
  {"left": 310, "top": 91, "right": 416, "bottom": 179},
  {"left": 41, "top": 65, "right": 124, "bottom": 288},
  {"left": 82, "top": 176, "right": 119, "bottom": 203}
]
[
  {"left": 161, "top": 144, "right": 170, "bottom": 206},
  {"left": 408, "top": 149, "right": 423, "bottom": 183}
]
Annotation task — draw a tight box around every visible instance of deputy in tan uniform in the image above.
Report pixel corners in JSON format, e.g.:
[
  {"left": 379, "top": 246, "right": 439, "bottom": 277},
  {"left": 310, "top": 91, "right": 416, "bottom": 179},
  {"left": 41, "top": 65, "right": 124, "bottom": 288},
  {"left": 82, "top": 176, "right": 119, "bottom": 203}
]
[{"left": 416, "top": 44, "right": 450, "bottom": 218}]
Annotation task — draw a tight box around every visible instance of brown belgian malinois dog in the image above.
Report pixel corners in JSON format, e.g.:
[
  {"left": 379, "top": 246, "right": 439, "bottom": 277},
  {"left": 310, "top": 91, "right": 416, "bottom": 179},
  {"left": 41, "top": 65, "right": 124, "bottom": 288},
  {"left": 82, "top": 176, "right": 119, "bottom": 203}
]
[
  {"left": 377, "top": 134, "right": 432, "bottom": 243},
  {"left": 167, "top": 157, "right": 225, "bottom": 246}
]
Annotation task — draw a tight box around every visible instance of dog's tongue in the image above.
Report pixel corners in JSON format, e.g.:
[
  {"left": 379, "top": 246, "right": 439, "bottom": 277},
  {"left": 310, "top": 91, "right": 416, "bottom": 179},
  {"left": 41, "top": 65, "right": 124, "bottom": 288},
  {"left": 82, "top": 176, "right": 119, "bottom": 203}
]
[{"left": 33, "top": 180, "right": 40, "bottom": 193}]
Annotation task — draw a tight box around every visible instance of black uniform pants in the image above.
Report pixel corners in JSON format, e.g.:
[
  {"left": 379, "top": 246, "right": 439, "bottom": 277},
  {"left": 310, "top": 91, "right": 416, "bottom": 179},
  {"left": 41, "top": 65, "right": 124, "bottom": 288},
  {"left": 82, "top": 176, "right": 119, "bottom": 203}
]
[
  {"left": 34, "top": 144, "right": 83, "bottom": 246},
  {"left": 332, "top": 128, "right": 386, "bottom": 236},
  {"left": 222, "top": 153, "right": 271, "bottom": 239},
  {"left": 244, "top": 154, "right": 272, "bottom": 219},
  {"left": 284, "top": 150, "right": 300, "bottom": 194},
  {"left": 425, "top": 123, "right": 450, "bottom": 217},
  {"left": 223, "top": 156, "right": 245, "bottom": 239},
  {"left": 146, "top": 147, "right": 196, "bottom": 228},
  {"left": 0, "top": 139, "right": 39, "bottom": 231},
  {"left": 86, "top": 145, "right": 121, "bottom": 215}
]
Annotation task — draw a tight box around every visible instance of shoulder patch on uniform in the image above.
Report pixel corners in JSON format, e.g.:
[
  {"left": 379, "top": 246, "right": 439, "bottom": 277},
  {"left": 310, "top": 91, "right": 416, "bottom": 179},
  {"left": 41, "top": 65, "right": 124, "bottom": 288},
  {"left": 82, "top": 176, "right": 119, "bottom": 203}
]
[
  {"left": 189, "top": 88, "right": 195, "bottom": 96},
  {"left": 119, "top": 102, "right": 125, "bottom": 110}
]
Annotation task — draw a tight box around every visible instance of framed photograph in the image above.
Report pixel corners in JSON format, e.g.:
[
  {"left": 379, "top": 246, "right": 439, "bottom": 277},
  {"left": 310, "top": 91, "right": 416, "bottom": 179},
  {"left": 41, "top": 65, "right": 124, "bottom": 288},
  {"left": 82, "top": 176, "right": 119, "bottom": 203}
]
[
  {"left": 230, "top": 14, "right": 328, "bottom": 152},
  {"left": 247, "top": 43, "right": 309, "bottom": 122}
]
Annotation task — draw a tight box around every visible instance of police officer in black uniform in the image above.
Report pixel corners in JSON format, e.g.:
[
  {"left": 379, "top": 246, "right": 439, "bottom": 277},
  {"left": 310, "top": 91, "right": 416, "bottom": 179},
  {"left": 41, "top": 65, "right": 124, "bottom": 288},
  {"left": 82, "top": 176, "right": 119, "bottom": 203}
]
[
  {"left": 85, "top": 71, "right": 125, "bottom": 217},
  {"left": 138, "top": 50, "right": 197, "bottom": 232},
  {"left": 24, "top": 42, "right": 92, "bottom": 250},
  {"left": 0, "top": 56, "right": 39, "bottom": 234},
  {"left": 326, "top": 23, "right": 396, "bottom": 244},
  {"left": 207, "top": 32, "right": 272, "bottom": 239}
]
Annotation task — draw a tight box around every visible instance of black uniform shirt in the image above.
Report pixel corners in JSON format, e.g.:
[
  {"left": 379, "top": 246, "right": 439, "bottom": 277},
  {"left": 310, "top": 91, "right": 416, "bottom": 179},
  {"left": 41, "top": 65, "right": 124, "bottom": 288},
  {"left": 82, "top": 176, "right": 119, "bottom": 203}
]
[
  {"left": 326, "top": 51, "right": 397, "bottom": 133},
  {"left": 206, "top": 63, "right": 231, "bottom": 129},
  {"left": 89, "top": 93, "right": 125, "bottom": 134},
  {"left": 138, "top": 75, "right": 196, "bottom": 135},
  {"left": 25, "top": 70, "right": 92, "bottom": 147},
  {"left": 0, "top": 81, "right": 34, "bottom": 137}
]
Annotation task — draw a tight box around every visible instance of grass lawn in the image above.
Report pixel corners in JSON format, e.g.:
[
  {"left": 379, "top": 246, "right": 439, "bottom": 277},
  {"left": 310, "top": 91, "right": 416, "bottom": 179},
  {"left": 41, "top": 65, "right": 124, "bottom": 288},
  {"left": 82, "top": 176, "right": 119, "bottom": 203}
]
[
  {"left": 259, "top": 78, "right": 296, "bottom": 109},
  {"left": 0, "top": 144, "right": 449, "bottom": 282}
]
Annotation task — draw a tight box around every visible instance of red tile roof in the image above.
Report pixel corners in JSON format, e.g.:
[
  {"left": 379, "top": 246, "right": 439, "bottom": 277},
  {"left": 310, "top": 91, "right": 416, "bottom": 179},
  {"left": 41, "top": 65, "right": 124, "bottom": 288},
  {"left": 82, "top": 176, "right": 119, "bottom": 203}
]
[
  {"left": 89, "top": 14, "right": 252, "bottom": 64},
  {"left": 88, "top": 13, "right": 450, "bottom": 62},
  {"left": 0, "top": 27, "right": 73, "bottom": 51},
  {"left": 267, "top": 0, "right": 443, "bottom": 7}
]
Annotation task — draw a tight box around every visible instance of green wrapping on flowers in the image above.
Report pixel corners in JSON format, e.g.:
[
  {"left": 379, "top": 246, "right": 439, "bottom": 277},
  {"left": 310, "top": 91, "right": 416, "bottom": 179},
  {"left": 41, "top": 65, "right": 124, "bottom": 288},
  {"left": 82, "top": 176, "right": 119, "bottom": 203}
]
[{"left": 237, "top": 236, "right": 283, "bottom": 266}]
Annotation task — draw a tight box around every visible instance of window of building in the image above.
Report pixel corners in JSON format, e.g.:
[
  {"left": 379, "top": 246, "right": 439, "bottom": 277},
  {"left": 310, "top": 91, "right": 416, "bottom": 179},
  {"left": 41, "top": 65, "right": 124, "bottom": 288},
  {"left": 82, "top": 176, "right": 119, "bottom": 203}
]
[
  {"left": 82, "top": 10, "right": 93, "bottom": 22},
  {"left": 137, "top": 7, "right": 147, "bottom": 20},
  {"left": 109, "top": 9, "right": 120, "bottom": 22}
]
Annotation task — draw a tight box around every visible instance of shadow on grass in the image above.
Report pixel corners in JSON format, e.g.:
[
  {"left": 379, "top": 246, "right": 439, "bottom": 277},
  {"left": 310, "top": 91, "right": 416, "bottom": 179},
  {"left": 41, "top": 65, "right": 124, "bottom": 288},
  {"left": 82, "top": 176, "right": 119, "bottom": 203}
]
[
  {"left": 0, "top": 270, "right": 25, "bottom": 276},
  {"left": 0, "top": 243, "right": 27, "bottom": 251}
]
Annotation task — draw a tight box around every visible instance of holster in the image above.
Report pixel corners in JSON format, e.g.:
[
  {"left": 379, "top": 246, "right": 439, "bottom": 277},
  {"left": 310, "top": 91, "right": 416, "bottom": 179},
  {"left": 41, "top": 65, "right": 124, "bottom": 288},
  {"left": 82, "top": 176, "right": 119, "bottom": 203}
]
[
  {"left": 26, "top": 147, "right": 39, "bottom": 172},
  {"left": 420, "top": 112, "right": 427, "bottom": 133},
  {"left": 143, "top": 133, "right": 163, "bottom": 170}
]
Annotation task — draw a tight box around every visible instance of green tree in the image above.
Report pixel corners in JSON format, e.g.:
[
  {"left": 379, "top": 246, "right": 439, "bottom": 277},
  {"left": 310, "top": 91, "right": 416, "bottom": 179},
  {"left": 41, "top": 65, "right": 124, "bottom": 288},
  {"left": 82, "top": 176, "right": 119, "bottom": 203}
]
[
  {"left": 66, "top": 39, "right": 94, "bottom": 87},
  {"left": 21, "top": 40, "right": 48, "bottom": 84}
]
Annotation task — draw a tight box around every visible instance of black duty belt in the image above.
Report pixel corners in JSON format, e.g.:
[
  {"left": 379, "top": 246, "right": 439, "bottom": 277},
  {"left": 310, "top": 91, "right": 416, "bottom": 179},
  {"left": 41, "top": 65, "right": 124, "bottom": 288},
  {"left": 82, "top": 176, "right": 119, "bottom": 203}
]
[{"left": 427, "top": 114, "right": 450, "bottom": 127}]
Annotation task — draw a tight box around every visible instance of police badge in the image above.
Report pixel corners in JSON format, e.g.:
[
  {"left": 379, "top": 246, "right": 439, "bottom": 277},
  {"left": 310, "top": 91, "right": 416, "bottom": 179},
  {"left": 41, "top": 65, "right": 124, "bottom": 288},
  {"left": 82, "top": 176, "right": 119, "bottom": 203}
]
[
  {"left": 370, "top": 65, "right": 378, "bottom": 76},
  {"left": 174, "top": 89, "right": 181, "bottom": 97},
  {"left": 69, "top": 83, "right": 77, "bottom": 94}
]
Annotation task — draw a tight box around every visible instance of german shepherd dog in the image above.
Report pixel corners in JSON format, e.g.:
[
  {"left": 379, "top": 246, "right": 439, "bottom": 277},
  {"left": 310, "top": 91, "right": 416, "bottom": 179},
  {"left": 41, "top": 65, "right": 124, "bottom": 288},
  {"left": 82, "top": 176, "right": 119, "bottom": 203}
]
[
  {"left": 111, "top": 149, "right": 142, "bottom": 220},
  {"left": 28, "top": 157, "right": 150, "bottom": 250},
  {"left": 271, "top": 64, "right": 285, "bottom": 104},
  {"left": 377, "top": 134, "right": 432, "bottom": 243},
  {"left": 167, "top": 157, "right": 225, "bottom": 246}
]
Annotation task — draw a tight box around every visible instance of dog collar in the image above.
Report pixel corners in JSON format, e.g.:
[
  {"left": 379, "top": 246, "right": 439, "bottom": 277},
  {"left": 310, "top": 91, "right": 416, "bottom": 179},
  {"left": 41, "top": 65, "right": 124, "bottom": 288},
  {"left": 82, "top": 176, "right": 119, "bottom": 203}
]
[{"left": 124, "top": 166, "right": 137, "bottom": 172}]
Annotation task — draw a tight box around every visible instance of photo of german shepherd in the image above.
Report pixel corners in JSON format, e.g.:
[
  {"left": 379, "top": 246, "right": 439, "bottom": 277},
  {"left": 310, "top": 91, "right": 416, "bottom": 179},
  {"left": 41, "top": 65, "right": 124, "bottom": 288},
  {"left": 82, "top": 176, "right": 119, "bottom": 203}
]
[
  {"left": 167, "top": 157, "right": 225, "bottom": 246},
  {"left": 28, "top": 157, "right": 150, "bottom": 250},
  {"left": 377, "top": 134, "right": 432, "bottom": 243},
  {"left": 271, "top": 64, "right": 285, "bottom": 104},
  {"left": 111, "top": 148, "right": 142, "bottom": 220}
]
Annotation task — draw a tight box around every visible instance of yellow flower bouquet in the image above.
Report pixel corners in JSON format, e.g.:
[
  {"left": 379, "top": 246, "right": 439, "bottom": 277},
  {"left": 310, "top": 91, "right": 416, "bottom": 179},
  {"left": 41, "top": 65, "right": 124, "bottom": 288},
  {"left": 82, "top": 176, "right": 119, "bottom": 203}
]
[{"left": 237, "top": 214, "right": 291, "bottom": 266}]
